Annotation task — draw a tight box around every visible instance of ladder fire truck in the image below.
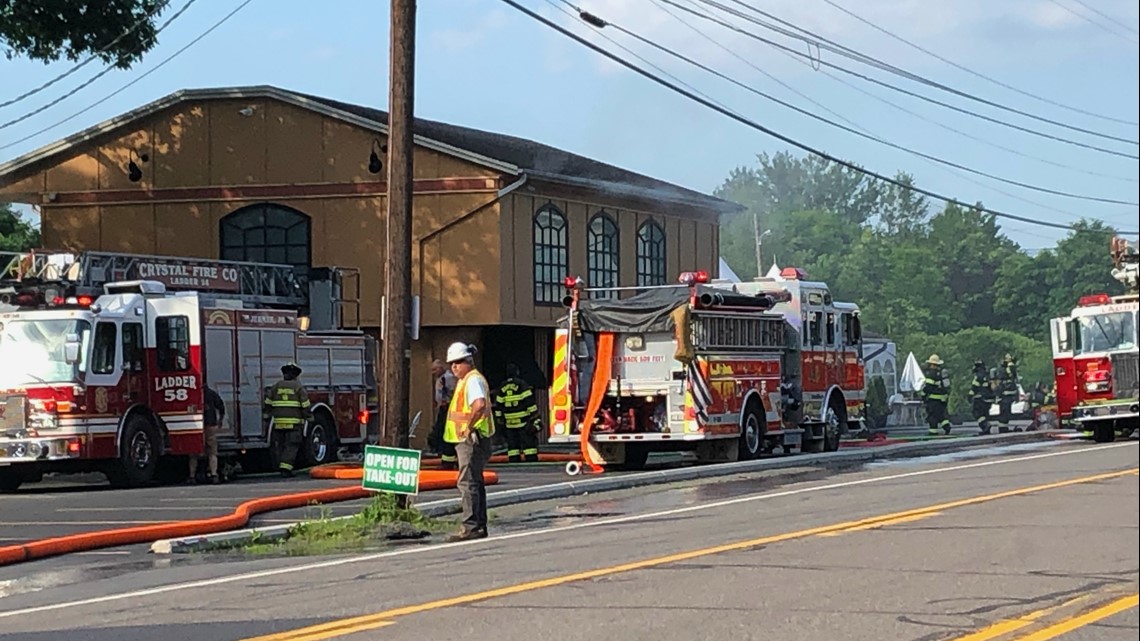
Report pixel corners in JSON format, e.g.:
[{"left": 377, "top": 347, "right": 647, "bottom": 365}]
[
  {"left": 1049, "top": 236, "right": 1139, "bottom": 442},
  {"left": 549, "top": 267, "right": 865, "bottom": 474},
  {"left": 0, "top": 250, "right": 378, "bottom": 491}
]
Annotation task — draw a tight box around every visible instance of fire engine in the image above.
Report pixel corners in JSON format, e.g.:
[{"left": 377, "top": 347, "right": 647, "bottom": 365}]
[
  {"left": 0, "top": 250, "right": 377, "bottom": 491},
  {"left": 1048, "top": 236, "right": 1138, "bottom": 442},
  {"left": 548, "top": 267, "right": 865, "bottom": 473}
]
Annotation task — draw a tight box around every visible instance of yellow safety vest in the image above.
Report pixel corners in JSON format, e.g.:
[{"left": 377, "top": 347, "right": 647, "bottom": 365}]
[
  {"left": 444, "top": 370, "right": 495, "bottom": 443},
  {"left": 264, "top": 379, "right": 311, "bottom": 429}
]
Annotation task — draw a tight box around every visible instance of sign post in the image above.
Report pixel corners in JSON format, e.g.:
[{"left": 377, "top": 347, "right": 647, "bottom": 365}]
[{"left": 361, "top": 444, "right": 422, "bottom": 495}]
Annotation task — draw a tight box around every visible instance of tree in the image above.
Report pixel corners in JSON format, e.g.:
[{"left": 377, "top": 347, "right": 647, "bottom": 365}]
[
  {"left": 1, "top": 0, "right": 171, "bottom": 69},
  {"left": 0, "top": 202, "right": 39, "bottom": 251}
]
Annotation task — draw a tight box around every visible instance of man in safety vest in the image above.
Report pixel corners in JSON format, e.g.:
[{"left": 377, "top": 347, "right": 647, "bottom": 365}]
[
  {"left": 921, "top": 354, "right": 952, "bottom": 436},
  {"left": 264, "top": 362, "right": 312, "bottom": 477},
  {"left": 493, "top": 363, "right": 541, "bottom": 463},
  {"left": 443, "top": 342, "right": 495, "bottom": 541}
]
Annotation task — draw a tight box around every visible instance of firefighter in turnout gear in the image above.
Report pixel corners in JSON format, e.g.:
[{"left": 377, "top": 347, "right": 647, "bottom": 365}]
[
  {"left": 996, "top": 353, "right": 1020, "bottom": 433},
  {"left": 922, "top": 354, "right": 952, "bottom": 436},
  {"left": 493, "top": 363, "right": 541, "bottom": 462},
  {"left": 970, "top": 360, "right": 996, "bottom": 435},
  {"left": 264, "top": 362, "right": 311, "bottom": 476}
]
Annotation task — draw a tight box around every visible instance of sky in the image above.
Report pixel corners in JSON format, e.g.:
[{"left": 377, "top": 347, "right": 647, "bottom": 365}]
[{"left": 1, "top": 0, "right": 1138, "bottom": 253}]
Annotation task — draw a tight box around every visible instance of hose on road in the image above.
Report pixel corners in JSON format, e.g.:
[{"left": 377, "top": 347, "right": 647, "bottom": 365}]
[{"left": 0, "top": 469, "right": 498, "bottom": 567}]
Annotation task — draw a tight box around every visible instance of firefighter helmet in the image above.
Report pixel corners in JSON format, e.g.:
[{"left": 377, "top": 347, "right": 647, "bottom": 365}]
[
  {"left": 281, "top": 361, "right": 302, "bottom": 375},
  {"left": 927, "top": 354, "right": 944, "bottom": 366},
  {"left": 446, "top": 342, "right": 476, "bottom": 364}
]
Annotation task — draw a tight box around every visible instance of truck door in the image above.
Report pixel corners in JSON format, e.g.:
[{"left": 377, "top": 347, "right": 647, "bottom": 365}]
[
  {"left": 85, "top": 321, "right": 127, "bottom": 421},
  {"left": 1050, "top": 316, "right": 1076, "bottom": 418},
  {"left": 145, "top": 296, "right": 204, "bottom": 426},
  {"left": 121, "top": 321, "right": 145, "bottom": 406}
]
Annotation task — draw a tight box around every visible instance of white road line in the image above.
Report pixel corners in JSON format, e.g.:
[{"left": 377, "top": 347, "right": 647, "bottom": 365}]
[
  {"left": 2, "top": 521, "right": 172, "bottom": 526},
  {"left": 73, "top": 551, "right": 133, "bottom": 556},
  {"left": 0, "top": 441, "right": 1134, "bottom": 619},
  {"left": 54, "top": 507, "right": 235, "bottom": 512}
]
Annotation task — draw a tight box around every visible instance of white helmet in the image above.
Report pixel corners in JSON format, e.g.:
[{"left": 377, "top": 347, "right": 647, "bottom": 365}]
[{"left": 446, "top": 342, "right": 476, "bottom": 364}]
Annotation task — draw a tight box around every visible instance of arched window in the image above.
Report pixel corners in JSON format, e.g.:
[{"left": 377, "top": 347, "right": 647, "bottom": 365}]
[
  {"left": 636, "top": 219, "right": 666, "bottom": 287},
  {"left": 587, "top": 212, "right": 619, "bottom": 299},
  {"left": 533, "top": 204, "right": 568, "bottom": 305},
  {"left": 220, "top": 203, "right": 311, "bottom": 270}
]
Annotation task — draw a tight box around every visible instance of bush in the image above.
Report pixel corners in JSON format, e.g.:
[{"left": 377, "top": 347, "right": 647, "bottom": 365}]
[
  {"left": 896, "top": 327, "right": 1051, "bottom": 417},
  {"left": 865, "top": 376, "right": 890, "bottom": 428}
]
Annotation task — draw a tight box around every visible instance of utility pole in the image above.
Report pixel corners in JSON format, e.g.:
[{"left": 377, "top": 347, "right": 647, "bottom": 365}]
[
  {"left": 751, "top": 211, "right": 762, "bottom": 278},
  {"left": 382, "top": 0, "right": 416, "bottom": 473}
]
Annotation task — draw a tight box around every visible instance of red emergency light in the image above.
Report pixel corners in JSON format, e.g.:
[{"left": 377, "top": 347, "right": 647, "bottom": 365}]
[
  {"left": 357, "top": 409, "right": 370, "bottom": 425},
  {"left": 780, "top": 267, "right": 808, "bottom": 280},
  {"left": 563, "top": 275, "right": 584, "bottom": 289},
  {"left": 678, "top": 270, "right": 709, "bottom": 284},
  {"left": 1078, "top": 293, "right": 1111, "bottom": 306}
]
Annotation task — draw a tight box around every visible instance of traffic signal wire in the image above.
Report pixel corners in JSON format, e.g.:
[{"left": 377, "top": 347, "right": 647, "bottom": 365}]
[
  {"left": 499, "top": 0, "right": 1139, "bottom": 236},
  {"left": 657, "top": 0, "right": 1139, "bottom": 159},
  {"left": 581, "top": 4, "right": 1139, "bottom": 205},
  {"left": 816, "top": 0, "right": 1139, "bottom": 127}
]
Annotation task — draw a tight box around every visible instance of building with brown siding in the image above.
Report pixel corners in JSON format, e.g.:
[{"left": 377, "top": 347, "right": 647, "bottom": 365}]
[{"left": 0, "top": 85, "right": 741, "bottom": 447}]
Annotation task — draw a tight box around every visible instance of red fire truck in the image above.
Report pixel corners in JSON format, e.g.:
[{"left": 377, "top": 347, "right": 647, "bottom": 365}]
[
  {"left": 0, "top": 251, "right": 377, "bottom": 491},
  {"left": 1048, "top": 236, "right": 1139, "bottom": 442},
  {"left": 548, "top": 267, "right": 865, "bottom": 473}
]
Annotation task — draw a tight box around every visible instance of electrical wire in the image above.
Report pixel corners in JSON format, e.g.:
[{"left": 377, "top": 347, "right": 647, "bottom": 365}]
[
  {"left": 655, "top": 0, "right": 1139, "bottom": 160},
  {"left": 0, "top": 0, "right": 258, "bottom": 153},
  {"left": 0, "top": 0, "right": 187, "bottom": 111},
  {"left": 648, "top": 0, "right": 1136, "bottom": 225},
  {"left": 497, "top": 0, "right": 1138, "bottom": 236},
  {"left": 0, "top": 0, "right": 199, "bottom": 131},
  {"left": 591, "top": 10, "right": 1136, "bottom": 205},
  {"left": 710, "top": 0, "right": 1140, "bottom": 145},
  {"left": 1068, "top": 0, "right": 1140, "bottom": 35},
  {"left": 1047, "top": 0, "right": 1140, "bottom": 44},
  {"left": 817, "top": 0, "right": 1139, "bottom": 127}
]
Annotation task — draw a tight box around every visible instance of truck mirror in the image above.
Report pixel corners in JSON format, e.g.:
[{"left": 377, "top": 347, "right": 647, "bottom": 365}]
[{"left": 64, "top": 333, "right": 81, "bottom": 365}]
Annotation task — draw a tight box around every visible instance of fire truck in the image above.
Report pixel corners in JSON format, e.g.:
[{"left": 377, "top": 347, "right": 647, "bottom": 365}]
[
  {"left": 548, "top": 267, "right": 865, "bottom": 473},
  {"left": 0, "top": 250, "right": 377, "bottom": 491},
  {"left": 1048, "top": 236, "right": 1139, "bottom": 442}
]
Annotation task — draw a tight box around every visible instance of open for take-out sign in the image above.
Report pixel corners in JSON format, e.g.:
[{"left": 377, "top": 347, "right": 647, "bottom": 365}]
[{"left": 362, "top": 445, "right": 422, "bottom": 495}]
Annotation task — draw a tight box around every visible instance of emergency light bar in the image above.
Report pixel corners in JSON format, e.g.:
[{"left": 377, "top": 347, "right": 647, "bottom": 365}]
[
  {"left": 678, "top": 270, "right": 710, "bottom": 284},
  {"left": 1078, "top": 293, "right": 1112, "bottom": 306}
]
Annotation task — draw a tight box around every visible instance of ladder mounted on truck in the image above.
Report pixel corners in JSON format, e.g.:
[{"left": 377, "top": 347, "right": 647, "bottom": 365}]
[
  {"left": 1, "top": 250, "right": 361, "bottom": 328},
  {"left": 1111, "top": 236, "right": 1138, "bottom": 295}
]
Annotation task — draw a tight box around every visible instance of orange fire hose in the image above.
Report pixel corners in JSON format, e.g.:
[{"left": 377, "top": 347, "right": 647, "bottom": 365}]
[
  {"left": 577, "top": 332, "right": 615, "bottom": 474},
  {"left": 0, "top": 469, "right": 497, "bottom": 567}
]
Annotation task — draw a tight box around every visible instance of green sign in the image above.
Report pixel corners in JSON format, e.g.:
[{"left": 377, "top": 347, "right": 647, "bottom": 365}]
[{"left": 361, "top": 445, "right": 422, "bottom": 495}]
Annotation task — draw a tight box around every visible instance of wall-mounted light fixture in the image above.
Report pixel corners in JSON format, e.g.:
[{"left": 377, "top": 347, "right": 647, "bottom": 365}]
[
  {"left": 127, "top": 149, "right": 149, "bottom": 183},
  {"left": 368, "top": 139, "right": 388, "bottom": 175}
]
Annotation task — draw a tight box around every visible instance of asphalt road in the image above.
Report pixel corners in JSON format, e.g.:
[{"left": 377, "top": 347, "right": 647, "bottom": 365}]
[{"left": 0, "top": 438, "right": 1133, "bottom": 641}]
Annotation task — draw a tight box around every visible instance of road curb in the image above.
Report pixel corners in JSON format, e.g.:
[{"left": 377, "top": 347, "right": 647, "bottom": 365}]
[{"left": 150, "top": 430, "right": 1063, "bottom": 555}]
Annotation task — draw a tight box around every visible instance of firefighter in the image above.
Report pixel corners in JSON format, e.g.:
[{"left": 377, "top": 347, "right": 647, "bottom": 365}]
[
  {"left": 1027, "top": 381, "right": 1048, "bottom": 431},
  {"left": 970, "top": 360, "right": 996, "bottom": 436},
  {"left": 429, "top": 359, "right": 458, "bottom": 470},
  {"left": 442, "top": 342, "right": 495, "bottom": 541},
  {"left": 996, "top": 353, "right": 1020, "bottom": 433},
  {"left": 264, "top": 362, "right": 312, "bottom": 477},
  {"left": 922, "top": 354, "right": 952, "bottom": 436},
  {"left": 493, "top": 363, "right": 541, "bottom": 463}
]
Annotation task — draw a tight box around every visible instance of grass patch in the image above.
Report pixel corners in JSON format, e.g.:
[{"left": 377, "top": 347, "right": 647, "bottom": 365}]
[{"left": 229, "top": 493, "right": 455, "bottom": 557}]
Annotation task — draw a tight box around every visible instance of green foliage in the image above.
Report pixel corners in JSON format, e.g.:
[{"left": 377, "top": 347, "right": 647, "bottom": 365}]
[
  {"left": 0, "top": 203, "right": 40, "bottom": 251},
  {"left": 865, "top": 376, "right": 890, "bottom": 428},
  {"left": 1, "top": 0, "right": 170, "bottom": 68}
]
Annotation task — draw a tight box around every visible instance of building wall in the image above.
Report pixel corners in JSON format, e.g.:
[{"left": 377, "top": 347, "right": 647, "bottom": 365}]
[
  {"left": 498, "top": 188, "right": 720, "bottom": 326},
  {"left": 0, "top": 98, "right": 506, "bottom": 328}
]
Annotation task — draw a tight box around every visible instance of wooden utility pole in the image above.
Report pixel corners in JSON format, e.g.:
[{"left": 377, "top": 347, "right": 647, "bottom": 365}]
[{"left": 382, "top": 0, "right": 416, "bottom": 461}]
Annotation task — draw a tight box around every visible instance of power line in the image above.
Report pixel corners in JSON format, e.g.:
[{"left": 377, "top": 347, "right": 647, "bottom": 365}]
[
  {"left": 0, "top": 0, "right": 185, "bottom": 111},
  {"left": 0, "top": 0, "right": 258, "bottom": 153},
  {"left": 585, "top": 8, "right": 1137, "bottom": 205},
  {"left": 496, "top": 0, "right": 1139, "bottom": 236},
  {"left": 642, "top": 0, "right": 1136, "bottom": 187},
  {"left": 817, "top": 0, "right": 1139, "bottom": 127},
  {"left": 1068, "top": 0, "right": 1140, "bottom": 36},
  {"left": 656, "top": 0, "right": 1139, "bottom": 160},
  {"left": 711, "top": 0, "right": 1139, "bottom": 145},
  {"left": 647, "top": 0, "right": 1138, "bottom": 226},
  {"left": 0, "top": 0, "right": 199, "bottom": 131},
  {"left": 1048, "top": 0, "right": 1140, "bottom": 43}
]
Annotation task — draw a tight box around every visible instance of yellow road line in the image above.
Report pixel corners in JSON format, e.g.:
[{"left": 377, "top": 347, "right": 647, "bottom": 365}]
[
  {"left": 949, "top": 590, "right": 1109, "bottom": 640},
  {"left": 1011, "top": 593, "right": 1138, "bottom": 641},
  {"left": 816, "top": 511, "right": 940, "bottom": 537},
  {"left": 240, "top": 467, "right": 1138, "bottom": 641}
]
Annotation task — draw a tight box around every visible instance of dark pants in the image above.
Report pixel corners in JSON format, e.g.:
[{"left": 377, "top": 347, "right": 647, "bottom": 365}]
[
  {"left": 504, "top": 426, "right": 539, "bottom": 462},
  {"left": 925, "top": 400, "right": 950, "bottom": 435},
  {"left": 273, "top": 427, "right": 303, "bottom": 471},
  {"left": 972, "top": 399, "right": 991, "bottom": 435},
  {"left": 998, "top": 396, "right": 1015, "bottom": 432},
  {"left": 455, "top": 434, "right": 492, "bottom": 534}
]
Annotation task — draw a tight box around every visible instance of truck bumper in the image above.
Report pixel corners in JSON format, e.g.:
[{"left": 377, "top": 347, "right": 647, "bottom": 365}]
[
  {"left": 1071, "top": 401, "right": 1140, "bottom": 424},
  {"left": 0, "top": 436, "right": 79, "bottom": 465}
]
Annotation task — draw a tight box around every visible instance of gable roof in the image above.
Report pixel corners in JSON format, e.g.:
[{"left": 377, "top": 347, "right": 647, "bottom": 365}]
[{"left": 0, "top": 85, "right": 742, "bottom": 215}]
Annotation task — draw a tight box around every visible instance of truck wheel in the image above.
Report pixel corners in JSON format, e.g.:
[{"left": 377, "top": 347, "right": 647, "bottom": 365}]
[
  {"left": 822, "top": 403, "right": 844, "bottom": 453},
  {"left": 1092, "top": 422, "right": 1116, "bottom": 443},
  {"left": 108, "top": 415, "right": 161, "bottom": 488},
  {"left": 300, "top": 414, "right": 338, "bottom": 468},
  {"left": 0, "top": 470, "right": 23, "bottom": 492},
  {"left": 738, "top": 400, "right": 764, "bottom": 461}
]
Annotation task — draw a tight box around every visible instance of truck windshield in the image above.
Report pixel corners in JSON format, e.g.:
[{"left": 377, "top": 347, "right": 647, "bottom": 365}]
[
  {"left": 0, "top": 319, "right": 91, "bottom": 388},
  {"left": 1075, "top": 311, "right": 1137, "bottom": 354}
]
